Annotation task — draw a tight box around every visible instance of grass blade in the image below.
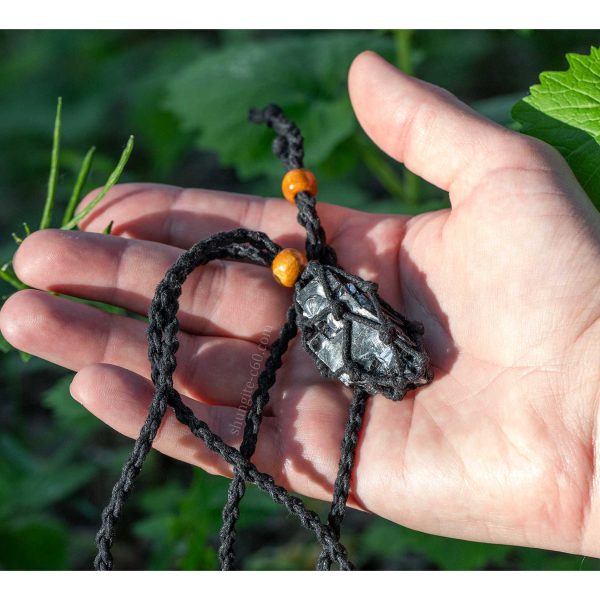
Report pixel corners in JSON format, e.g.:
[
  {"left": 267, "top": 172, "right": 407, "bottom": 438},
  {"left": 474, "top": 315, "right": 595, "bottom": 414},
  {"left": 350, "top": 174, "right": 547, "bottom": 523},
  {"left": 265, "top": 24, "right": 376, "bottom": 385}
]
[
  {"left": 61, "top": 135, "right": 134, "bottom": 231},
  {"left": 61, "top": 146, "right": 96, "bottom": 226},
  {"left": 39, "top": 97, "right": 62, "bottom": 230},
  {"left": 393, "top": 30, "right": 420, "bottom": 207}
]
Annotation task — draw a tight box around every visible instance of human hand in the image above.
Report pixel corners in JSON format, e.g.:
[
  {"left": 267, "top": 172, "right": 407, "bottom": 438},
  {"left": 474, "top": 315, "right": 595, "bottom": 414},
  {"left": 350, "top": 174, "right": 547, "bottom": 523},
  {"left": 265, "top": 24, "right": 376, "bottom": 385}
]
[{"left": 2, "top": 51, "right": 599, "bottom": 558}]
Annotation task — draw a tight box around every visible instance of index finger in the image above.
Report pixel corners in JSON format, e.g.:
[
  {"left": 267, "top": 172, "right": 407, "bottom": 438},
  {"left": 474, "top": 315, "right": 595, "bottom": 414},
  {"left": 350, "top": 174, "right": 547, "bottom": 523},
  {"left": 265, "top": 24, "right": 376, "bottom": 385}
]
[{"left": 77, "top": 183, "right": 351, "bottom": 251}]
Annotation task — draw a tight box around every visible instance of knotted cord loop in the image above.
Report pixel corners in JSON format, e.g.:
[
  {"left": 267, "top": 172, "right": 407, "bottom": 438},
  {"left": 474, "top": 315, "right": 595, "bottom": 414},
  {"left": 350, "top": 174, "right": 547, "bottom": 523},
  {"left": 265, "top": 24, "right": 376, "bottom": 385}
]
[{"left": 249, "top": 105, "right": 337, "bottom": 266}]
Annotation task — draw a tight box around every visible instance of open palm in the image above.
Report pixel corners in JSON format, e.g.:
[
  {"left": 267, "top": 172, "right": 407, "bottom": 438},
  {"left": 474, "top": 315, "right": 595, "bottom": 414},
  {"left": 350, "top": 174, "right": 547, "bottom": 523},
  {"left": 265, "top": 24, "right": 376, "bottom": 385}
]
[{"left": 2, "top": 52, "right": 599, "bottom": 558}]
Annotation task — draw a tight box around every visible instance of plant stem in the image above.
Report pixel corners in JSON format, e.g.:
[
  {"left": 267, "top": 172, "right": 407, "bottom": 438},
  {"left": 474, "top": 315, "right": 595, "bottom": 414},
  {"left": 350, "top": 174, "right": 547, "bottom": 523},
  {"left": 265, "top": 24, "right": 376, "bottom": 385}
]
[
  {"left": 62, "top": 146, "right": 96, "bottom": 226},
  {"left": 394, "top": 29, "right": 414, "bottom": 74},
  {"left": 0, "top": 263, "right": 27, "bottom": 290},
  {"left": 393, "top": 30, "right": 420, "bottom": 208},
  {"left": 357, "top": 136, "right": 405, "bottom": 200},
  {"left": 39, "top": 97, "right": 62, "bottom": 230},
  {"left": 61, "top": 136, "right": 134, "bottom": 230}
]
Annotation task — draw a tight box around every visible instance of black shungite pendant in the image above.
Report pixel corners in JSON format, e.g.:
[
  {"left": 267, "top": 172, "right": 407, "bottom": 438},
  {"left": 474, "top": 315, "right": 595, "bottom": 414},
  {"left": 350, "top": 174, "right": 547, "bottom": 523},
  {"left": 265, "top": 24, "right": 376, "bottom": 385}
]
[{"left": 294, "top": 262, "right": 433, "bottom": 400}]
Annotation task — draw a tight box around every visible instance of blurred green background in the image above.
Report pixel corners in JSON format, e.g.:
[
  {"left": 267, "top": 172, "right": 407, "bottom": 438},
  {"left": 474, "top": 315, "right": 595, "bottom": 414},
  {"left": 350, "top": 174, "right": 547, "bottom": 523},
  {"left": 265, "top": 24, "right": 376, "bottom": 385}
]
[{"left": 1, "top": 29, "right": 599, "bottom": 571}]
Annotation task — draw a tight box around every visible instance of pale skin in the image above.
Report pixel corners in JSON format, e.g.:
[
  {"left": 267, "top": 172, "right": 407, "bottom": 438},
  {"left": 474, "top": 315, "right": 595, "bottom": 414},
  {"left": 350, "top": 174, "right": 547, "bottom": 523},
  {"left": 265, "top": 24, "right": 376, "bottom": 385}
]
[{"left": 2, "top": 51, "right": 600, "bottom": 559}]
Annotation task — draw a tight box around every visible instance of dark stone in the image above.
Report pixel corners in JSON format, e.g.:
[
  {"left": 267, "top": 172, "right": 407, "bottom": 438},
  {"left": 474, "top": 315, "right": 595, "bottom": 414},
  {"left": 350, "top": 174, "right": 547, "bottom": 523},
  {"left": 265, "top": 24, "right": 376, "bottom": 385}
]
[{"left": 294, "top": 262, "right": 433, "bottom": 400}]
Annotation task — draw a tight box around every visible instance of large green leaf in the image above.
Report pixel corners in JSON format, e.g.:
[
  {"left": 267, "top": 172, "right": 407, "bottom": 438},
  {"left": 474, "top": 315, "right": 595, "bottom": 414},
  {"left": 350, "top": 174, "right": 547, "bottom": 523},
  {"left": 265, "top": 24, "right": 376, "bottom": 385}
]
[
  {"left": 165, "top": 32, "right": 392, "bottom": 179},
  {"left": 512, "top": 47, "right": 600, "bottom": 207}
]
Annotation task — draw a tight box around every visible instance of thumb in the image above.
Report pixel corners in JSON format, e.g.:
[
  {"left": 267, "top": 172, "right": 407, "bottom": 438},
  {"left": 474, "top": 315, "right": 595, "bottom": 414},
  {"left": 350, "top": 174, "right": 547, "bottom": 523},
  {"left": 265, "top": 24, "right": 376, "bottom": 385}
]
[{"left": 348, "top": 51, "right": 554, "bottom": 205}]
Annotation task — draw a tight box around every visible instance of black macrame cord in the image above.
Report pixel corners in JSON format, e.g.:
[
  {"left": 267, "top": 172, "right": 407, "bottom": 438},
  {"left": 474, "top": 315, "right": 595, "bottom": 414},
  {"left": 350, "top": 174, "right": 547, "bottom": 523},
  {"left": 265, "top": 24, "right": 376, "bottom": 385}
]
[{"left": 93, "top": 105, "right": 432, "bottom": 571}]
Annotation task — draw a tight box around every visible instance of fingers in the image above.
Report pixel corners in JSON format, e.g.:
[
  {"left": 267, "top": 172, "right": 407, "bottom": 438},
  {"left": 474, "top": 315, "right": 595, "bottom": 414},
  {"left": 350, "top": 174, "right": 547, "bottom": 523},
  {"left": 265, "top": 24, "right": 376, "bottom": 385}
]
[
  {"left": 76, "top": 183, "right": 346, "bottom": 251},
  {"left": 72, "top": 363, "right": 362, "bottom": 507},
  {"left": 348, "top": 51, "right": 562, "bottom": 204},
  {"left": 70, "top": 363, "right": 282, "bottom": 478},
  {"left": 13, "top": 228, "right": 290, "bottom": 340},
  {"left": 0, "top": 289, "right": 275, "bottom": 409}
]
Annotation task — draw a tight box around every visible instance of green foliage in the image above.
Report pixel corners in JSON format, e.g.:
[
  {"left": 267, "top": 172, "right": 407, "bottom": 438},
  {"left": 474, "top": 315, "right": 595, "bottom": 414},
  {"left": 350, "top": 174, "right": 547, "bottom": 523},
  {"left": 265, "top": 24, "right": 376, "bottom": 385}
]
[
  {"left": 135, "top": 472, "right": 222, "bottom": 570},
  {"left": 356, "top": 519, "right": 600, "bottom": 570},
  {"left": 0, "top": 434, "right": 96, "bottom": 521},
  {"left": 42, "top": 373, "right": 102, "bottom": 435},
  {"left": 39, "top": 97, "right": 62, "bottom": 230},
  {"left": 513, "top": 47, "right": 600, "bottom": 207},
  {"left": 2, "top": 30, "right": 600, "bottom": 572},
  {"left": 165, "top": 32, "right": 393, "bottom": 180},
  {"left": 62, "top": 146, "right": 96, "bottom": 226},
  {"left": 0, "top": 518, "right": 68, "bottom": 570},
  {"left": 60, "top": 134, "right": 134, "bottom": 230},
  {"left": 358, "top": 520, "right": 512, "bottom": 569},
  {"left": 0, "top": 98, "right": 135, "bottom": 365},
  {"left": 0, "top": 368, "right": 128, "bottom": 570},
  {"left": 134, "top": 469, "right": 297, "bottom": 569}
]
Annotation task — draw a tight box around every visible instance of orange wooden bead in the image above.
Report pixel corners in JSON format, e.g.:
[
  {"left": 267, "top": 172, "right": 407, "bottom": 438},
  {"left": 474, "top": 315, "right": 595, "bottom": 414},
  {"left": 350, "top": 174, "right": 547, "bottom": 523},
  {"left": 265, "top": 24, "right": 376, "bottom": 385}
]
[
  {"left": 281, "top": 168, "right": 317, "bottom": 204},
  {"left": 271, "top": 248, "right": 307, "bottom": 288}
]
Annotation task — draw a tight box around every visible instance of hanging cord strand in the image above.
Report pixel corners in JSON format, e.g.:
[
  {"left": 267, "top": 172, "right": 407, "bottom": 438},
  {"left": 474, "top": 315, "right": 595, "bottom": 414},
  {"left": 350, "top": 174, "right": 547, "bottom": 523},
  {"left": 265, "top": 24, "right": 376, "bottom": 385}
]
[
  {"left": 218, "top": 305, "right": 298, "bottom": 570},
  {"left": 148, "top": 233, "right": 352, "bottom": 570},
  {"left": 249, "top": 104, "right": 337, "bottom": 265},
  {"left": 95, "top": 229, "right": 279, "bottom": 570},
  {"left": 316, "top": 387, "right": 369, "bottom": 570},
  {"left": 94, "top": 383, "right": 170, "bottom": 570},
  {"left": 94, "top": 228, "right": 353, "bottom": 571},
  {"left": 167, "top": 383, "right": 353, "bottom": 570}
]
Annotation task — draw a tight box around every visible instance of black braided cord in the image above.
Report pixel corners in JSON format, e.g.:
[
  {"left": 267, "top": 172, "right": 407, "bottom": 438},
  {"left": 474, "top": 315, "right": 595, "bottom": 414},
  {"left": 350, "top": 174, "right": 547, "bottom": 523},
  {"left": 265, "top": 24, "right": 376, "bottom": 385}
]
[
  {"left": 93, "top": 106, "right": 387, "bottom": 571},
  {"left": 249, "top": 104, "right": 337, "bottom": 266},
  {"left": 94, "top": 229, "right": 353, "bottom": 571},
  {"left": 316, "top": 386, "right": 368, "bottom": 570},
  {"left": 218, "top": 304, "right": 298, "bottom": 570}
]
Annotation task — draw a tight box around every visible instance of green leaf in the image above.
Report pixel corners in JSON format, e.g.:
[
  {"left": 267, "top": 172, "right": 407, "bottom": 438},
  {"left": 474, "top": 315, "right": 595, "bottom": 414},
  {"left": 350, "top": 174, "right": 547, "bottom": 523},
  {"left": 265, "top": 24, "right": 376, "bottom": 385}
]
[
  {"left": 19, "top": 351, "right": 32, "bottom": 363},
  {"left": 0, "top": 261, "right": 27, "bottom": 291},
  {"left": 165, "top": 32, "right": 392, "bottom": 180},
  {"left": 512, "top": 47, "right": 600, "bottom": 207}
]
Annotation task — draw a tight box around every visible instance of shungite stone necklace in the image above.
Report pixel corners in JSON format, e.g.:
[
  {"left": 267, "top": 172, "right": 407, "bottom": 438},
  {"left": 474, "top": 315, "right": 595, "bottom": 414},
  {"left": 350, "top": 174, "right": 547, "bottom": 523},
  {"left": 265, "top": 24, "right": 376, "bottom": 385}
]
[{"left": 94, "top": 105, "right": 433, "bottom": 571}]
